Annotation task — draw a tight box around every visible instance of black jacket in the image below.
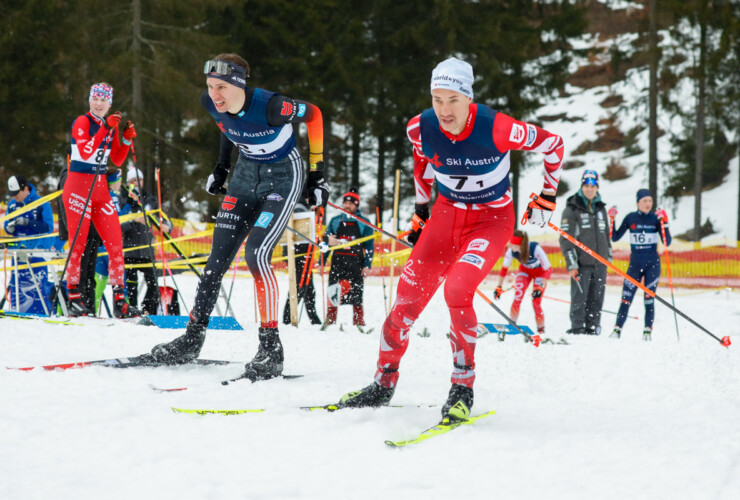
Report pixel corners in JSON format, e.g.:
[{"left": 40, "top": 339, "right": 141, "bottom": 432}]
[
  {"left": 120, "top": 187, "right": 158, "bottom": 260},
  {"left": 559, "top": 190, "right": 612, "bottom": 269}
]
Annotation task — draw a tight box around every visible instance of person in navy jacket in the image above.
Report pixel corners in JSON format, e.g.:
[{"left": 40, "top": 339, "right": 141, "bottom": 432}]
[
  {"left": 609, "top": 188, "right": 671, "bottom": 341},
  {"left": 4, "top": 174, "right": 55, "bottom": 250}
]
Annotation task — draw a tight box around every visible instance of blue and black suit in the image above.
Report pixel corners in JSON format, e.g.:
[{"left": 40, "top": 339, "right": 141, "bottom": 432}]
[{"left": 612, "top": 211, "right": 671, "bottom": 329}]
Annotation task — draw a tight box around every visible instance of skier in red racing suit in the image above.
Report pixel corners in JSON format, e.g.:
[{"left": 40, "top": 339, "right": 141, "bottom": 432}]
[
  {"left": 64, "top": 82, "right": 139, "bottom": 318},
  {"left": 337, "top": 57, "right": 565, "bottom": 420}
]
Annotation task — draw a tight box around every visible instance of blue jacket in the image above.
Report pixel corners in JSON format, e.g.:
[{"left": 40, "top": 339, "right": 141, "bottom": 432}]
[
  {"left": 4, "top": 183, "right": 55, "bottom": 249},
  {"left": 612, "top": 210, "right": 671, "bottom": 257}
]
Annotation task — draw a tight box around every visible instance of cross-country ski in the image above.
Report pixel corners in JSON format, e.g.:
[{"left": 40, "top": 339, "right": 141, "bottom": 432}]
[{"left": 4, "top": 3, "right": 740, "bottom": 497}]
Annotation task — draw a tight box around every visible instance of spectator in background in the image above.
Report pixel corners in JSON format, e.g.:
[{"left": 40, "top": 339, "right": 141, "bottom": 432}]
[
  {"left": 322, "top": 187, "right": 374, "bottom": 329},
  {"left": 559, "top": 169, "right": 612, "bottom": 335},
  {"left": 4, "top": 174, "right": 55, "bottom": 250},
  {"left": 608, "top": 189, "right": 671, "bottom": 341},
  {"left": 119, "top": 167, "right": 164, "bottom": 315},
  {"left": 494, "top": 229, "right": 552, "bottom": 336}
]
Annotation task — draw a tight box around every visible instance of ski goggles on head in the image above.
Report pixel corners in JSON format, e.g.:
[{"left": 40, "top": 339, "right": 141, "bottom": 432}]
[
  {"left": 203, "top": 59, "right": 248, "bottom": 88},
  {"left": 581, "top": 169, "right": 599, "bottom": 186}
]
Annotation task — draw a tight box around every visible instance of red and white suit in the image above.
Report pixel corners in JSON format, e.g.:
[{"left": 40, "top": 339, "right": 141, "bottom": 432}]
[
  {"left": 374, "top": 103, "right": 563, "bottom": 389},
  {"left": 64, "top": 112, "right": 131, "bottom": 288}
]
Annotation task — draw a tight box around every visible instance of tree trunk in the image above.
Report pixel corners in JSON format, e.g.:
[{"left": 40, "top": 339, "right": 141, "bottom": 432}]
[
  {"left": 351, "top": 125, "right": 360, "bottom": 188},
  {"left": 131, "top": 0, "right": 147, "bottom": 189},
  {"left": 694, "top": 18, "right": 707, "bottom": 239},
  {"left": 376, "top": 135, "right": 386, "bottom": 219},
  {"left": 648, "top": 0, "right": 659, "bottom": 206}
]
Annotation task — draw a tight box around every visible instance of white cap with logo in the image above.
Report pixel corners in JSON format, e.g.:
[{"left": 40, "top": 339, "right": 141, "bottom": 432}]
[{"left": 430, "top": 57, "right": 474, "bottom": 99}]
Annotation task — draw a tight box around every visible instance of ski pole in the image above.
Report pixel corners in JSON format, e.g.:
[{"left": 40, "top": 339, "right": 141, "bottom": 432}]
[
  {"left": 520, "top": 193, "right": 730, "bottom": 347},
  {"left": 225, "top": 245, "right": 241, "bottom": 317},
  {"left": 52, "top": 128, "right": 114, "bottom": 315},
  {"left": 376, "top": 206, "right": 389, "bottom": 317},
  {"left": 660, "top": 218, "right": 679, "bottom": 341},
  {"left": 542, "top": 294, "right": 638, "bottom": 319},
  {"left": 155, "top": 166, "right": 168, "bottom": 285},
  {"left": 328, "top": 201, "right": 540, "bottom": 346},
  {"left": 573, "top": 275, "right": 583, "bottom": 294}
]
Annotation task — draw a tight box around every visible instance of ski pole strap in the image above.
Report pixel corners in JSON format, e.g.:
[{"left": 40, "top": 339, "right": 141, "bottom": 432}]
[
  {"left": 520, "top": 192, "right": 556, "bottom": 225},
  {"left": 411, "top": 214, "right": 426, "bottom": 232}
]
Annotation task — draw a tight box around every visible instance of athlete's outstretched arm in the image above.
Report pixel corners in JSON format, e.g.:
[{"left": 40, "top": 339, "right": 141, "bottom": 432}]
[{"left": 492, "top": 113, "right": 564, "bottom": 195}]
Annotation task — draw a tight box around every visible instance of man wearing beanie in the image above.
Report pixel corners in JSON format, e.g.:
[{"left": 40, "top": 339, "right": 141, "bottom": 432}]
[
  {"left": 323, "top": 187, "right": 374, "bottom": 329},
  {"left": 149, "top": 53, "right": 328, "bottom": 384},
  {"left": 608, "top": 189, "right": 671, "bottom": 341},
  {"left": 63, "top": 81, "right": 139, "bottom": 318},
  {"left": 337, "top": 57, "right": 565, "bottom": 421},
  {"left": 560, "top": 169, "right": 612, "bottom": 335}
]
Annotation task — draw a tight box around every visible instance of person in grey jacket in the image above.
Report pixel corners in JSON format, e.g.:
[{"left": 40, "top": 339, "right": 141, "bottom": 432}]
[{"left": 559, "top": 169, "right": 612, "bottom": 335}]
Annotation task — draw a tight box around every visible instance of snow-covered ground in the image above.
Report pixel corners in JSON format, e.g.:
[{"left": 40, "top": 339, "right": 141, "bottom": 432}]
[{"left": 2, "top": 274, "right": 738, "bottom": 500}]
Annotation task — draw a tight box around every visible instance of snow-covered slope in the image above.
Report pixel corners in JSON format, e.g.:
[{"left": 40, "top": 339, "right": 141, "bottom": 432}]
[{"left": 1, "top": 275, "right": 739, "bottom": 499}]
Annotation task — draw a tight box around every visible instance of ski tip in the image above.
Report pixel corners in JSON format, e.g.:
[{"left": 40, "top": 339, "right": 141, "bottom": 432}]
[
  {"left": 721, "top": 336, "right": 731, "bottom": 348},
  {"left": 150, "top": 384, "right": 188, "bottom": 393},
  {"left": 172, "top": 407, "right": 266, "bottom": 415}
]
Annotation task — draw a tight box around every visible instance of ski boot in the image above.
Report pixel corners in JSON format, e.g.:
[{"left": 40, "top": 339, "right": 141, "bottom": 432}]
[
  {"left": 321, "top": 306, "right": 338, "bottom": 330},
  {"left": 242, "top": 327, "right": 284, "bottom": 381},
  {"left": 151, "top": 320, "right": 207, "bottom": 364},
  {"left": 339, "top": 382, "right": 395, "bottom": 408},
  {"left": 610, "top": 326, "right": 621, "bottom": 339},
  {"left": 113, "top": 286, "right": 141, "bottom": 318},
  {"left": 67, "top": 288, "right": 94, "bottom": 317},
  {"left": 643, "top": 326, "right": 652, "bottom": 342},
  {"left": 441, "top": 384, "right": 474, "bottom": 422}
]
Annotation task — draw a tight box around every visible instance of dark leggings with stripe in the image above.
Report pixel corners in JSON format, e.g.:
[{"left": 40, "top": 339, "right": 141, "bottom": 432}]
[
  {"left": 190, "top": 149, "right": 304, "bottom": 328},
  {"left": 616, "top": 254, "right": 661, "bottom": 329}
]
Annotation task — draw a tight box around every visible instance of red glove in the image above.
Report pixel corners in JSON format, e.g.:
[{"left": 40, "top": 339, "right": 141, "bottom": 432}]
[
  {"left": 106, "top": 111, "right": 122, "bottom": 129},
  {"left": 608, "top": 206, "right": 618, "bottom": 218},
  {"left": 123, "top": 121, "right": 137, "bottom": 141},
  {"left": 493, "top": 286, "right": 504, "bottom": 300},
  {"left": 655, "top": 208, "right": 668, "bottom": 224},
  {"left": 532, "top": 284, "right": 544, "bottom": 299}
]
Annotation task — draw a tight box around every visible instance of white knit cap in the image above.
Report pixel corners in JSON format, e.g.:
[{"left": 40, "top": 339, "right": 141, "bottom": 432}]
[
  {"left": 430, "top": 57, "right": 474, "bottom": 99},
  {"left": 127, "top": 168, "right": 144, "bottom": 182}
]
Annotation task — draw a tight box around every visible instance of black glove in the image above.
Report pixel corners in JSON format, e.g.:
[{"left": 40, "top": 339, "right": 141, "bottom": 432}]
[
  {"left": 206, "top": 162, "right": 229, "bottom": 195},
  {"left": 407, "top": 203, "right": 430, "bottom": 245},
  {"left": 493, "top": 286, "right": 504, "bottom": 300},
  {"left": 532, "top": 284, "right": 544, "bottom": 299},
  {"left": 307, "top": 162, "right": 329, "bottom": 209}
]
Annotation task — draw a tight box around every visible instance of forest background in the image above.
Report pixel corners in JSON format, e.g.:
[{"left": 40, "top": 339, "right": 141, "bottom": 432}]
[{"left": 1, "top": 0, "right": 739, "bottom": 240}]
